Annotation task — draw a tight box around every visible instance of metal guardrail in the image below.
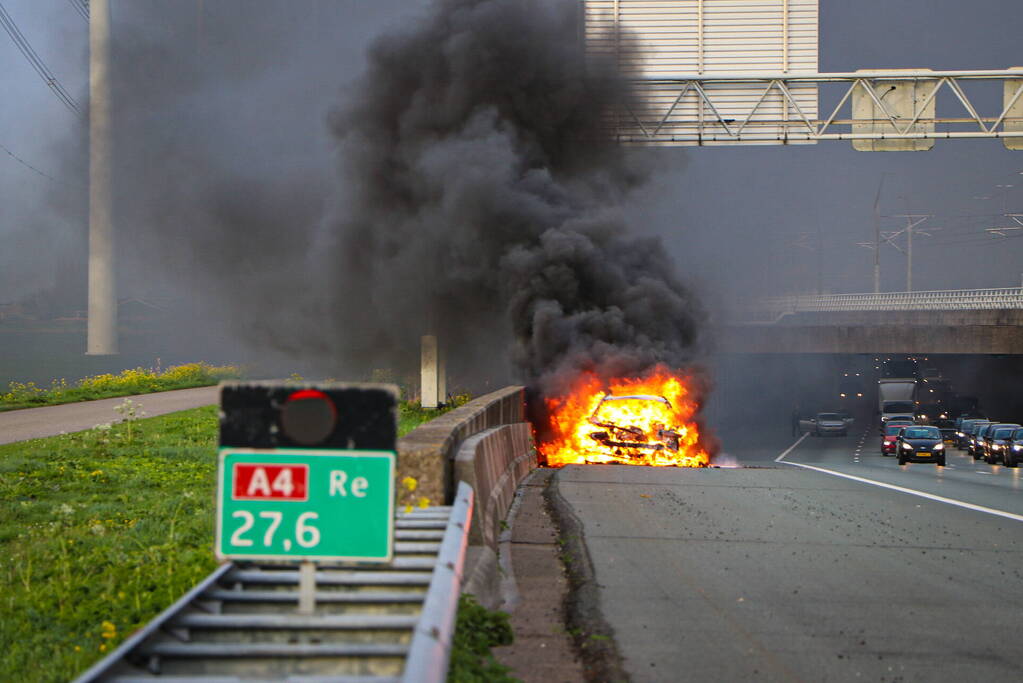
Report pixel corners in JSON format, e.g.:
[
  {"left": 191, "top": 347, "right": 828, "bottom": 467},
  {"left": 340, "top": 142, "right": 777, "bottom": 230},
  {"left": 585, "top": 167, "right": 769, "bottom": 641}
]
[
  {"left": 736, "top": 287, "right": 1023, "bottom": 319},
  {"left": 75, "top": 482, "right": 474, "bottom": 683}
]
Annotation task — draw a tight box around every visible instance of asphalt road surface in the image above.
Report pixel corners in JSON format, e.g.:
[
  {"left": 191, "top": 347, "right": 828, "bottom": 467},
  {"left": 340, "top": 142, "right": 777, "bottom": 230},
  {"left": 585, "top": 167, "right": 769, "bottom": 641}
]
[
  {"left": 556, "top": 415, "right": 1023, "bottom": 681},
  {"left": 0, "top": 386, "right": 218, "bottom": 445}
]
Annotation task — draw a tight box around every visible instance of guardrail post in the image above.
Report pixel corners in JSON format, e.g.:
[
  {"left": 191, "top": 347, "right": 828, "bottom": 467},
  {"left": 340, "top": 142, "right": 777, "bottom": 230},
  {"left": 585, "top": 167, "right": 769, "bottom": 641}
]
[{"left": 297, "top": 561, "right": 316, "bottom": 615}]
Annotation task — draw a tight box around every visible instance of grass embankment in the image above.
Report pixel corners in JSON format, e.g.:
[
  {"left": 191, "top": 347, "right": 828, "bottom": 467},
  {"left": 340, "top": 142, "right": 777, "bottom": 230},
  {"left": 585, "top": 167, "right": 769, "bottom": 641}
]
[
  {"left": 0, "top": 362, "right": 242, "bottom": 412},
  {"left": 449, "top": 594, "right": 518, "bottom": 682},
  {"left": 0, "top": 398, "right": 457, "bottom": 683}
]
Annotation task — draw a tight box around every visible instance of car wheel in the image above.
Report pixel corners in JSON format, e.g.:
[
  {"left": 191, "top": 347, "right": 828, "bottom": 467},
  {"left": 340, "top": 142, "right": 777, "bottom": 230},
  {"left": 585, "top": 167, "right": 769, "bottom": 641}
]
[
  {"left": 937, "top": 457, "right": 946, "bottom": 467},
  {"left": 1005, "top": 453, "right": 1017, "bottom": 468},
  {"left": 898, "top": 454, "right": 907, "bottom": 465}
]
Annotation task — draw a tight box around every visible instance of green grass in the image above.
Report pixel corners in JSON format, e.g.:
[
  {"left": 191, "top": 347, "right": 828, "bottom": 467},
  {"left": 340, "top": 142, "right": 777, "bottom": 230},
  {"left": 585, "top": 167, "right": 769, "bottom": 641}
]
[
  {"left": 0, "top": 406, "right": 221, "bottom": 682},
  {"left": 0, "top": 362, "right": 242, "bottom": 412},
  {"left": 0, "top": 399, "right": 454, "bottom": 683},
  {"left": 447, "top": 594, "right": 518, "bottom": 682},
  {"left": 398, "top": 394, "right": 469, "bottom": 435}
]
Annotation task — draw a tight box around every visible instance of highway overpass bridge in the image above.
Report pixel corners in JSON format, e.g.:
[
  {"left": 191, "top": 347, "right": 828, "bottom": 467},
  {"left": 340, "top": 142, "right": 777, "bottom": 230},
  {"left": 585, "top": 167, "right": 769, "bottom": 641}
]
[{"left": 718, "top": 287, "right": 1023, "bottom": 354}]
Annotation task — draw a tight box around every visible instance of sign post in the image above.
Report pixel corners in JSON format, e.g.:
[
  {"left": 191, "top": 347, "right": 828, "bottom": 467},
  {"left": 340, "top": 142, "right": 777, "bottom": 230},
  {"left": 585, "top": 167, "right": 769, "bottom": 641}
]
[{"left": 215, "top": 382, "right": 400, "bottom": 612}]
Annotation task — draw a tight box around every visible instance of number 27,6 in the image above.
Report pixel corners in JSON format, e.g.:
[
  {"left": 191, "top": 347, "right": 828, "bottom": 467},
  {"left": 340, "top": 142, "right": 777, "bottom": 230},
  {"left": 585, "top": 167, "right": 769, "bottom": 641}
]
[{"left": 230, "top": 510, "right": 320, "bottom": 548}]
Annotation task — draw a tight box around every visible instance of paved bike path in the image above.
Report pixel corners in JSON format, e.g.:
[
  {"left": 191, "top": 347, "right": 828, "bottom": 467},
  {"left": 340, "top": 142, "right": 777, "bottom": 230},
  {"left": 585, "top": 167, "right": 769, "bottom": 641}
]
[{"left": 0, "top": 386, "right": 219, "bottom": 445}]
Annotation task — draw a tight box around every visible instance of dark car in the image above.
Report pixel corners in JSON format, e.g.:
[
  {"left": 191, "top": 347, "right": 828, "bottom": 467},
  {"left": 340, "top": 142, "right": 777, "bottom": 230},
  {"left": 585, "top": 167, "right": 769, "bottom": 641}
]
[
  {"left": 1004, "top": 428, "right": 1023, "bottom": 468},
  {"left": 915, "top": 403, "right": 947, "bottom": 424},
  {"left": 965, "top": 421, "right": 994, "bottom": 456},
  {"left": 949, "top": 417, "right": 982, "bottom": 447},
  {"left": 934, "top": 419, "right": 956, "bottom": 443},
  {"left": 880, "top": 423, "right": 906, "bottom": 456},
  {"left": 838, "top": 374, "right": 865, "bottom": 400},
  {"left": 897, "top": 425, "right": 946, "bottom": 466},
  {"left": 981, "top": 423, "right": 1021, "bottom": 464},
  {"left": 956, "top": 418, "right": 987, "bottom": 449}
]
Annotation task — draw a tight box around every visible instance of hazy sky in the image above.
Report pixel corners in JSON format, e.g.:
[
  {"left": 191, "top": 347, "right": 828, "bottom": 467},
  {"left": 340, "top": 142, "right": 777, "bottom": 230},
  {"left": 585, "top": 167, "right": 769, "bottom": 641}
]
[{"left": 2, "top": 0, "right": 1023, "bottom": 308}]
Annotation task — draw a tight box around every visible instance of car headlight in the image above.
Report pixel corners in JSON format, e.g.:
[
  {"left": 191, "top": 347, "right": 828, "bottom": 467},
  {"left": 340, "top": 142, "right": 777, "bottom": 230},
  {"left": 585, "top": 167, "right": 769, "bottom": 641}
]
[
  {"left": 934, "top": 443, "right": 944, "bottom": 451},
  {"left": 1013, "top": 444, "right": 1023, "bottom": 452},
  {"left": 902, "top": 442, "right": 913, "bottom": 450},
  {"left": 992, "top": 444, "right": 1002, "bottom": 451},
  {"left": 956, "top": 432, "right": 963, "bottom": 437}
]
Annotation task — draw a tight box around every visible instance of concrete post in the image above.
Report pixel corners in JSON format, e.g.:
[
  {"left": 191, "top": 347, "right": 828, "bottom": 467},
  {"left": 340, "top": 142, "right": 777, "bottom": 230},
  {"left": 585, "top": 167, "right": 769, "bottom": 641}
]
[
  {"left": 906, "top": 220, "right": 913, "bottom": 292},
  {"left": 421, "top": 335, "right": 440, "bottom": 409},
  {"left": 87, "top": 0, "right": 117, "bottom": 355},
  {"left": 437, "top": 343, "right": 447, "bottom": 404}
]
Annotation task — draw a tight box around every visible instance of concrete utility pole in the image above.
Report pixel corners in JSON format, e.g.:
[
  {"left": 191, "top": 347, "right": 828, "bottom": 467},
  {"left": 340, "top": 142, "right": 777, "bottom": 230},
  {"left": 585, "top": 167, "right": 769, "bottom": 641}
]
[
  {"left": 891, "top": 215, "right": 930, "bottom": 293},
  {"left": 87, "top": 0, "right": 117, "bottom": 355},
  {"left": 906, "top": 219, "right": 913, "bottom": 292},
  {"left": 872, "top": 174, "right": 889, "bottom": 293},
  {"left": 420, "top": 335, "right": 446, "bottom": 409}
]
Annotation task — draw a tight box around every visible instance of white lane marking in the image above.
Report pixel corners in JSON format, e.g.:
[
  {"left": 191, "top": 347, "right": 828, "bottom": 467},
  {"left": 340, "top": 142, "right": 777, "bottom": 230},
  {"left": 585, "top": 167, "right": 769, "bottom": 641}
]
[
  {"left": 775, "top": 433, "right": 809, "bottom": 463},
  {"left": 776, "top": 451, "right": 1023, "bottom": 524}
]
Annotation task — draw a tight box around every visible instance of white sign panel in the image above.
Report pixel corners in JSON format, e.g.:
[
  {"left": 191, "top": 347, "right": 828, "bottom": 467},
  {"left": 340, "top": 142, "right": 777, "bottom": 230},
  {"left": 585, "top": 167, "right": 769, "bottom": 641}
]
[{"left": 585, "top": 0, "right": 820, "bottom": 145}]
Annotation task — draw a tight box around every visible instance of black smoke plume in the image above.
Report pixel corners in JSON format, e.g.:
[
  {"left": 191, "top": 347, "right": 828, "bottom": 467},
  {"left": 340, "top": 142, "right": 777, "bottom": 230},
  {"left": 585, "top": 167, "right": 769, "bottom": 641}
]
[
  {"left": 90, "top": 0, "right": 706, "bottom": 402},
  {"left": 325, "top": 0, "right": 706, "bottom": 395}
]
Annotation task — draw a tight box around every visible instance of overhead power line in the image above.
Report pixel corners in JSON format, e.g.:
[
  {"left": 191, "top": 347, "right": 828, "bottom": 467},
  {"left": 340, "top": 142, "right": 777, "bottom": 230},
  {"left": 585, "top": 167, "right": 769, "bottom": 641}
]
[
  {"left": 66, "top": 0, "right": 88, "bottom": 22},
  {"left": 0, "top": 1, "right": 80, "bottom": 113},
  {"left": 0, "top": 140, "right": 56, "bottom": 181}
]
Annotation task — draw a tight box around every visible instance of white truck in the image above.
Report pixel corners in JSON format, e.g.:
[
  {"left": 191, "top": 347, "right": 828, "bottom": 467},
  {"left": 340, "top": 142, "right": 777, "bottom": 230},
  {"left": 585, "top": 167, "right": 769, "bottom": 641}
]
[{"left": 879, "top": 378, "right": 918, "bottom": 426}]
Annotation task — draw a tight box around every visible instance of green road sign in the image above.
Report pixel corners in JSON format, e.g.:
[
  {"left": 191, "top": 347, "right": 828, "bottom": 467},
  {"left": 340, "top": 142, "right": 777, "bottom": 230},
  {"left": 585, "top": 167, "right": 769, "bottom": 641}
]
[{"left": 216, "top": 448, "right": 396, "bottom": 563}]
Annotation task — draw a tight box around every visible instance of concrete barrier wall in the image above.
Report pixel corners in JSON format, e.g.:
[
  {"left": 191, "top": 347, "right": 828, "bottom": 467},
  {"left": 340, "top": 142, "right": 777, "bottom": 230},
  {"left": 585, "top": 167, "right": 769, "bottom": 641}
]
[
  {"left": 454, "top": 423, "right": 537, "bottom": 549},
  {"left": 397, "top": 385, "right": 526, "bottom": 505}
]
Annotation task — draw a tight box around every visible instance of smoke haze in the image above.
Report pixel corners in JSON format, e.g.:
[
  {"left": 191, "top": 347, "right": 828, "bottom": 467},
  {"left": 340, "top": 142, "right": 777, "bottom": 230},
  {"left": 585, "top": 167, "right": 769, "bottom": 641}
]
[
  {"left": 69, "top": 0, "right": 707, "bottom": 394},
  {"left": 324, "top": 0, "right": 705, "bottom": 393}
]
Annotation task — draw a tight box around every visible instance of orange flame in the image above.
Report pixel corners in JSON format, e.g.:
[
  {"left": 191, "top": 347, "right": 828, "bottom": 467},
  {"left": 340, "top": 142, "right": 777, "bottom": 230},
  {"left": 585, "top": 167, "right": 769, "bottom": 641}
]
[{"left": 538, "top": 365, "right": 710, "bottom": 467}]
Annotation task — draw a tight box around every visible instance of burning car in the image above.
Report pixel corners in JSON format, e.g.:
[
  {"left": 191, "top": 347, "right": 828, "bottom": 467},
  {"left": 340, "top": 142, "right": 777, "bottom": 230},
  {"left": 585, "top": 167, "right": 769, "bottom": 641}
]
[
  {"left": 540, "top": 366, "right": 710, "bottom": 468},
  {"left": 586, "top": 394, "right": 682, "bottom": 462}
]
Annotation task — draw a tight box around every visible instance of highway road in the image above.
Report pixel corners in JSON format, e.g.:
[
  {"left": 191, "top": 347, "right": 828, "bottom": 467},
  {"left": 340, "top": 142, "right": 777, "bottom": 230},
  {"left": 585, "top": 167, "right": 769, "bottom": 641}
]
[{"left": 554, "top": 415, "right": 1023, "bottom": 681}]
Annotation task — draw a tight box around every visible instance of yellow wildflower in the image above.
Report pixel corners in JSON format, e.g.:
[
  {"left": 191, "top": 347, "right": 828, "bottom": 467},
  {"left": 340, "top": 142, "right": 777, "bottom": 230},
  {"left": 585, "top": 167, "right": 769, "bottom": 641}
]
[
  {"left": 418, "top": 496, "right": 430, "bottom": 509},
  {"left": 402, "top": 476, "right": 417, "bottom": 492},
  {"left": 101, "top": 620, "right": 116, "bottom": 639}
]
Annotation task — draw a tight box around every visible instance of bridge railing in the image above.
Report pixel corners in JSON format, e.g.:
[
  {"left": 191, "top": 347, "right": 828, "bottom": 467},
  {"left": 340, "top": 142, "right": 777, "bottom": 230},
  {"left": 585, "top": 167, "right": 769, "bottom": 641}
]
[{"left": 739, "top": 287, "right": 1023, "bottom": 318}]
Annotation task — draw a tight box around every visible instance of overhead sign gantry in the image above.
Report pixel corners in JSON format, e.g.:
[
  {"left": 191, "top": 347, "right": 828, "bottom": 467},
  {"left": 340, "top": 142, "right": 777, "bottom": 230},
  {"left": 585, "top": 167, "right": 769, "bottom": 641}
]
[{"left": 584, "top": 1, "right": 1023, "bottom": 149}]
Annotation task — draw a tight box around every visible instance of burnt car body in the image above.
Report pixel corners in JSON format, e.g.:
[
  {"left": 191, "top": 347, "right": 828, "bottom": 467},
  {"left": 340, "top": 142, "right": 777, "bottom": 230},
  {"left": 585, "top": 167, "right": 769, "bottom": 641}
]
[
  {"left": 587, "top": 394, "right": 681, "bottom": 459},
  {"left": 897, "top": 426, "right": 946, "bottom": 466}
]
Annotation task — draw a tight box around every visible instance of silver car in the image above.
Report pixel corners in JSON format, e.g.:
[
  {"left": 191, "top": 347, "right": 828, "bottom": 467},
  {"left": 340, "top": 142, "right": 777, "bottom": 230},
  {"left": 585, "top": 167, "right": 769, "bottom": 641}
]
[{"left": 811, "top": 412, "right": 848, "bottom": 437}]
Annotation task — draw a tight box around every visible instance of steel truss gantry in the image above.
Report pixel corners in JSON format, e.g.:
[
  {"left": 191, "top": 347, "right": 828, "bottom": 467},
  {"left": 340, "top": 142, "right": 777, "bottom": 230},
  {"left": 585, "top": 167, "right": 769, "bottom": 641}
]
[{"left": 619, "top": 69, "right": 1023, "bottom": 146}]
